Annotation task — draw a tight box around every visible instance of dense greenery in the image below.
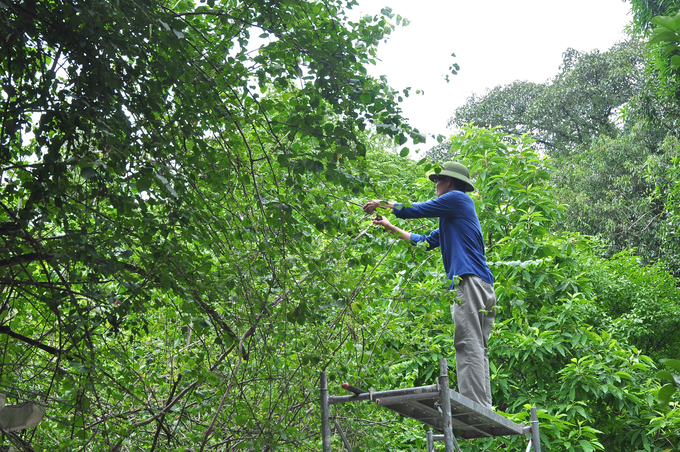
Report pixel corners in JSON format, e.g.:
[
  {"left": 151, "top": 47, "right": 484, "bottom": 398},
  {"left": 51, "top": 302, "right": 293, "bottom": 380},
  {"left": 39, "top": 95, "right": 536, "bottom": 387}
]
[
  {"left": 1, "top": 0, "right": 416, "bottom": 449},
  {"left": 1, "top": 0, "right": 679, "bottom": 451},
  {"left": 419, "top": 127, "right": 680, "bottom": 452}
]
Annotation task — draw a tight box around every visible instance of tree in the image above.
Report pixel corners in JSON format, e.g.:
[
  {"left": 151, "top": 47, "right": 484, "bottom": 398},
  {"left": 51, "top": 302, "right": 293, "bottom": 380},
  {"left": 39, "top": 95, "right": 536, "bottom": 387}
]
[
  {"left": 579, "top": 248, "right": 680, "bottom": 360},
  {"left": 648, "top": 9, "right": 680, "bottom": 72},
  {"left": 1, "top": 0, "right": 422, "bottom": 449},
  {"left": 551, "top": 125, "right": 663, "bottom": 262},
  {"left": 448, "top": 127, "right": 680, "bottom": 452},
  {"left": 656, "top": 359, "right": 680, "bottom": 406},
  {"left": 449, "top": 40, "right": 645, "bottom": 156},
  {"left": 448, "top": 81, "right": 546, "bottom": 142},
  {"left": 447, "top": 37, "right": 680, "bottom": 276},
  {"left": 647, "top": 135, "right": 680, "bottom": 274}
]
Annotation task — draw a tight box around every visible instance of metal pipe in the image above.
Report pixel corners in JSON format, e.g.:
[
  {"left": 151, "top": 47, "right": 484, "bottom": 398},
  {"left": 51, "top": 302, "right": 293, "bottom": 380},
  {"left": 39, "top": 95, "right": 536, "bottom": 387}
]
[
  {"left": 375, "top": 391, "right": 440, "bottom": 406},
  {"left": 321, "top": 372, "right": 331, "bottom": 452},
  {"left": 333, "top": 418, "right": 354, "bottom": 452},
  {"left": 431, "top": 432, "right": 460, "bottom": 451},
  {"left": 427, "top": 429, "right": 434, "bottom": 452},
  {"left": 451, "top": 434, "right": 462, "bottom": 452},
  {"left": 530, "top": 407, "right": 541, "bottom": 452},
  {"left": 525, "top": 438, "right": 533, "bottom": 452},
  {"left": 328, "top": 384, "right": 439, "bottom": 405},
  {"left": 439, "top": 358, "right": 454, "bottom": 452}
]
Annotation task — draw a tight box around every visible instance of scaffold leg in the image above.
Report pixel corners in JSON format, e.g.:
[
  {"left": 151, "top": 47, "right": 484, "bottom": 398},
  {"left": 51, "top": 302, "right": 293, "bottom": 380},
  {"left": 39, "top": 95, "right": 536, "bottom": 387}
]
[
  {"left": 321, "top": 371, "right": 331, "bottom": 452},
  {"left": 439, "top": 358, "right": 462, "bottom": 452},
  {"left": 530, "top": 407, "right": 541, "bottom": 452}
]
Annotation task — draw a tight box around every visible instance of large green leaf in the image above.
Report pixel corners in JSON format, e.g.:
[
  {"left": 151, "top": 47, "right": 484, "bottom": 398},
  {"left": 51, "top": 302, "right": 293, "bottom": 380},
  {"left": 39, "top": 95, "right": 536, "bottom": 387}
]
[
  {"left": 658, "top": 383, "right": 677, "bottom": 406},
  {"left": 649, "top": 28, "right": 680, "bottom": 43},
  {"left": 652, "top": 15, "right": 679, "bottom": 31},
  {"left": 670, "top": 55, "right": 680, "bottom": 69},
  {"left": 661, "top": 358, "right": 680, "bottom": 373},
  {"left": 657, "top": 369, "right": 675, "bottom": 381}
]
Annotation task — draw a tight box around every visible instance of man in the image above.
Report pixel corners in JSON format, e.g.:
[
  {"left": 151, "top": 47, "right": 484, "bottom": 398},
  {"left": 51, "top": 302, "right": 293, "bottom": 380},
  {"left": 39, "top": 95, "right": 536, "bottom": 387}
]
[{"left": 363, "top": 161, "right": 496, "bottom": 408}]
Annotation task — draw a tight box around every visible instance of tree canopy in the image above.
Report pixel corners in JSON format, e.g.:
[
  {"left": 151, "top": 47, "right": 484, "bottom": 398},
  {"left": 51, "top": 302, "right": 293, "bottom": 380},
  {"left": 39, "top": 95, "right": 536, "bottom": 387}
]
[{"left": 450, "top": 40, "right": 645, "bottom": 155}]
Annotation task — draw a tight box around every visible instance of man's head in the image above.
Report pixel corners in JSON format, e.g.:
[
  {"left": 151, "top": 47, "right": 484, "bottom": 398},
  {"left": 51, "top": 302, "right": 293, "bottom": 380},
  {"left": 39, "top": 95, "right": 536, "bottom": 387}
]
[
  {"left": 429, "top": 161, "right": 474, "bottom": 197},
  {"left": 433, "top": 175, "right": 465, "bottom": 197}
]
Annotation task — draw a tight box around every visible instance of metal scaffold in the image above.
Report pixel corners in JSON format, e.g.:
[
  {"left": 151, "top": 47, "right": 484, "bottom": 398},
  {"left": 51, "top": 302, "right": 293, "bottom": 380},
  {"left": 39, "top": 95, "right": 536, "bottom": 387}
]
[{"left": 320, "top": 358, "right": 541, "bottom": 452}]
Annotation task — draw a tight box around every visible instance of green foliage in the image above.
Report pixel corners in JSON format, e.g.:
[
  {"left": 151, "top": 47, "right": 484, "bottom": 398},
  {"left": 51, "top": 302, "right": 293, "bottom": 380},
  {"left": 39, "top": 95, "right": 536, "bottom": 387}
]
[
  {"left": 629, "top": 0, "right": 680, "bottom": 32},
  {"left": 1, "top": 0, "right": 679, "bottom": 449},
  {"left": 355, "top": 126, "right": 679, "bottom": 451},
  {"left": 453, "top": 128, "right": 561, "bottom": 261},
  {"left": 0, "top": 0, "right": 424, "bottom": 449},
  {"left": 445, "top": 81, "right": 546, "bottom": 143},
  {"left": 430, "top": 127, "right": 563, "bottom": 282},
  {"left": 552, "top": 124, "right": 664, "bottom": 263},
  {"left": 656, "top": 358, "right": 680, "bottom": 406},
  {"left": 448, "top": 37, "right": 680, "bottom": 276},
  {"left": 647, "top": 10, "right": 680, "bottom": 92},
  {"left": 578, "top": 248, "right": 680, "bottom": 360},
  {"left": 648, "top": 136, "right": 680, "bottom": 271}
]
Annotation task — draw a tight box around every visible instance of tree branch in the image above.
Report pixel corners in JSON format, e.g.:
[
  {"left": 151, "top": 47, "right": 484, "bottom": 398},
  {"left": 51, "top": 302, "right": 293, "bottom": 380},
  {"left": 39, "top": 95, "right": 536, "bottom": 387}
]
[
  {"left": 0, "top": 252, "right": 54, "bottom": 269},
  {"left": 0, "top": 325, "right": 63, "bottom": 356}
]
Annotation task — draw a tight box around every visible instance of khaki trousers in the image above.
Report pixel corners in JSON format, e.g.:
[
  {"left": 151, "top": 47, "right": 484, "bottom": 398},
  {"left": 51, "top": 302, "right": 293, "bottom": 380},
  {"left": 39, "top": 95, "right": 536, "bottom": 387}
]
[{"left": 451, "top": 275, "right": 496, "bottom": 408}]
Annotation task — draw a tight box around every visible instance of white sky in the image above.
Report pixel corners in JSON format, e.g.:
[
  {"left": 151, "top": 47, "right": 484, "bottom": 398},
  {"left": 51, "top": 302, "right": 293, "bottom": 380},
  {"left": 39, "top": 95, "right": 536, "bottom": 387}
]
[{"left": 351, "top": 0, "right": 632, "bottom": 153}]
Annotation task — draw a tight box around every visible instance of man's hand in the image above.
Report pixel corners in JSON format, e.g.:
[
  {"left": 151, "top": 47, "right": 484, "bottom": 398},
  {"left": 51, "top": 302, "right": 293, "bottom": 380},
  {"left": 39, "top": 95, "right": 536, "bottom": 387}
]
[
  {"left": 362, "top": 200, "right": 392, "bottom": 214},
  {"left": 372, "top": 215, "right": 392, "bottom": 229},
  {"left": 371, "top": 215, "right": 411, "bottom": 241}
]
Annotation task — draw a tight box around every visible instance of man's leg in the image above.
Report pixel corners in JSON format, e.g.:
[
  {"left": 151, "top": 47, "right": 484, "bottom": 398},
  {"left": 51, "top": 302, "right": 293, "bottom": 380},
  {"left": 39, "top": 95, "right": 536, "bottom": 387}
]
[{"left": 451, "top": 275, "right": 496, "bottom": 408}]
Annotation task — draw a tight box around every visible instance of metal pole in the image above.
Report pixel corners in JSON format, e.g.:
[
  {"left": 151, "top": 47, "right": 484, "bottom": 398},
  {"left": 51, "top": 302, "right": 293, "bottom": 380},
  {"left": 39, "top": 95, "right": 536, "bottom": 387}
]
[
  {"left": 333, "top": 418, "right": 354, "bottom": 452},
  {"left": 375, "top": 392, "right": 440, "bottom": 406},
  {"left": 431, "top": 433, "right": 461, "bottom": 452},
  {"left": 530, "top": 406, "right": 541, "bottom": 452},
  {"left": 451, "top": 432, "right": 462, "bottom": 452},
  {"left": 321, "top": 371, "right": 331, "bottom": 452},
  {"left": 330, "top": 384, "right": 439, "bottom": 405},
  {"left": 427, "top": 429, "right": 434, "bottom": 452},
  {"left": 439, "top": 358, "right": 454, "bottom": 452}
]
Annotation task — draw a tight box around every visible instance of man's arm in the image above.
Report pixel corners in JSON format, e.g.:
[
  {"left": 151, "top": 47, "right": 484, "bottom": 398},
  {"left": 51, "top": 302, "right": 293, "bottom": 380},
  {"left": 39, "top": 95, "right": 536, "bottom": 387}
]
[
  {"left": 364, "top": 195, "right": 465, "bottom": 220},
  {"left": 373, "top": 217, "right": 441, "bottom": 250},
  {"left": 362, "top": 199, "right": 395, "bottom": 215},
  {"left": 395, "top": 193, "right": 465, "bottom": 220},
  {"left": 372, "top": 216, "right": 410, "bottom": 241},
  {"left": 364, "top": 200, "right": 441, "bottom": 248}
]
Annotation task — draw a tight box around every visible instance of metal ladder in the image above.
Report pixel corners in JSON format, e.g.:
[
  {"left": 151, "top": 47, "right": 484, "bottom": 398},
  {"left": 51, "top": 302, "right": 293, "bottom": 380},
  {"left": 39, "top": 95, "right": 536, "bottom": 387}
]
[{"left": 320, "top": 358, "right": 541, "bottom": 452}]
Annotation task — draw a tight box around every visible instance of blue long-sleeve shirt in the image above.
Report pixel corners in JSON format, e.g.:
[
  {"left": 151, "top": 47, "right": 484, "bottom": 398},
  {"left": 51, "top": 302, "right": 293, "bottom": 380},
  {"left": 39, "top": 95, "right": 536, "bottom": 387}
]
[{"left": 393, "top": 190, "right": 493, "bottom": 288}]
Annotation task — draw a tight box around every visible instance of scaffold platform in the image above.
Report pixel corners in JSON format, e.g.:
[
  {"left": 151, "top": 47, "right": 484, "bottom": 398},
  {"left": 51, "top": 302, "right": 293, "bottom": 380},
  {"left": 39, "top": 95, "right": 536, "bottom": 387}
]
[{"left": 320, "top": 358, "right": 541, "bottom": 452}]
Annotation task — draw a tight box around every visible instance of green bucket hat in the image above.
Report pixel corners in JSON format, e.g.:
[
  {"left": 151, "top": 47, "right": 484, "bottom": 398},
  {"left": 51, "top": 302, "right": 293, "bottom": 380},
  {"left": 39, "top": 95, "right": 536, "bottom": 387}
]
[{"left": 428, "top": 161, "right": 475, "bottom": 192}]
